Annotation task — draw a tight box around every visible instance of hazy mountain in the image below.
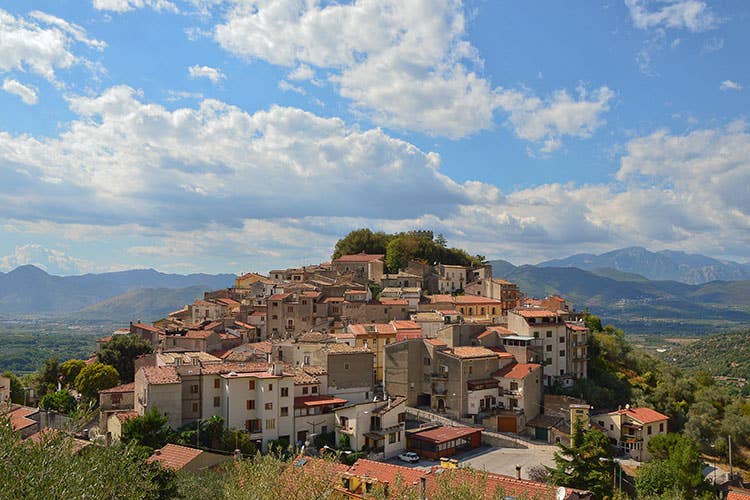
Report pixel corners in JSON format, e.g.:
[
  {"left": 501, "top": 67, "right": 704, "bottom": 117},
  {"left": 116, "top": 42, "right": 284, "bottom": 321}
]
[
  {"left": 0, "top": 265, "right": 234, "bottom": 315},
  {"left": 71, "top": 286, "right": 207, "bottom": 323},
  {"left": 538, "top": 247, "right": 750, "bottom": 284},
  {"left": 487, "top": 259, "right": 750, "bottom": 334}
]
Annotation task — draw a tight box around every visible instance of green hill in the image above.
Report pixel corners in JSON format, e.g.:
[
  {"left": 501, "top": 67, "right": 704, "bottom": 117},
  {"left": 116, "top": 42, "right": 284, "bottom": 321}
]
[
  {"left": 662, "top": 330, "right": 750, "bottom": 379},
  {"left": 70, "top": 286, "right": 206, "bottom": 323}
]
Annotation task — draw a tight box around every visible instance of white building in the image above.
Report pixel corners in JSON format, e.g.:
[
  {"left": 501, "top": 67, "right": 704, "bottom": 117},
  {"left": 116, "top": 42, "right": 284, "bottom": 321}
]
[{"left": 334, "top": 397, "right": 407, "bottom": 459}]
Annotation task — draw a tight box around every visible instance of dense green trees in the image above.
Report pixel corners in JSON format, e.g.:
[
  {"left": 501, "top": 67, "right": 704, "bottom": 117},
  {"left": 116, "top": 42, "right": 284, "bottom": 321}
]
[
  {"left": 59, "top": 359, "right": 86, "bottom": 387},
  {"left": 546, "top": 420, "right": 614, "bottom": 499},
  {"left": 121, "top": 408, "right": 172, "bottom": 452},
  {"left": 75, "top": 362, "right": 119, "bottom": 401},
  {"left": 98, "top": 334, "right": 153, "bottom": 383},
  {"left": 332, "top": 228, "right": 484, "bottom": 273},
  {"left": 1, "top": 370, "right": 24, "bottom": 403},
  {"left": 36, "top": 356, "right": 62, "bottom": 396},
  {"left": 40, "top": 389, "right": 77, "bottom": 414},
  {"left": 635, "top": 433, "right": 710, "bottom": 498}
]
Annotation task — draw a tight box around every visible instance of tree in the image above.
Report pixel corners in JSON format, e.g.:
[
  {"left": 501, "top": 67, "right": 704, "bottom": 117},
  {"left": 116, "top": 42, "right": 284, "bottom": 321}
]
[
  {"left": 59, "top": 359, "right": 86, "bottom": 387},
  {"left": 546, "top": 419, "right": 614, "bottom": 499},
  {"left": 635, "top": 433, "right": 708, "bottom": 498},
  {"left": 121, "top": 407, "right": 172, "bottom": 452},
  {"left": 332, "top": 228, "right": 393, "bottom": 260},
  {"left": 98, "top": 334, "right": 153, "bottom": 383},
  {"left": 2, "top": 371, "right": 24, "bottom": 404},
  {"left": 75, "top": 362, "right": 119, "bottom": 401},
  {"left": 36, "top": 357, "right": 61, "bottom": 396},
  {"left": 40, "top": 390, "right": 77, "bottom": 414}
]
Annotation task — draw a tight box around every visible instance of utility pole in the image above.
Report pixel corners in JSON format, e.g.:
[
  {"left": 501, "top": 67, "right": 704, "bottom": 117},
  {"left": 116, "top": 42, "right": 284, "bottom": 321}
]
[{"left": 729, "top": 434, "right": 733, "bottom": 479}]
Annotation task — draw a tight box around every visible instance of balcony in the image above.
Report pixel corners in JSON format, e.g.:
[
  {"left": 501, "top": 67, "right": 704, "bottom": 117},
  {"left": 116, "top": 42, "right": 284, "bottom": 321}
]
[
  {"left": 431, "top": 372, "right": 448, "bottom": 379},
  {"left": 432, "top": 387, "right": 448, "bottom": 395}
]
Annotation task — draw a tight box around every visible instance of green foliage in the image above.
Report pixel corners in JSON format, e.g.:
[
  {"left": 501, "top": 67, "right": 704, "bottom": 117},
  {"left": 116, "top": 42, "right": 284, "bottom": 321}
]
[
  {"left": 98, "top": 334, "right": 154, "bottom": 383},
  {"left": 332, "top": 228, "right": 393, "bottom": 260},
  {"left": 663, "top": 329, "right": 750, "bottom": 380},
  {"left": 122, "top": 407, "right": 172, "bottom": 452},
  {"left": 546, "top": 419, "right": 614, "bottom": 499},
  {"left": 0, "top": 415, "right": 167, "bottom": 499},
  {"left": 2, "top": 370, "right": 24, "bottom": 403},
  {"left": 40, "top": 389, "right": 77, "bottom": 414},
  {"left": 635, "top": 433, "right": 708, "bottom": 498},
  {"left": 332, "top": 229, "right": 484, "bottom": 273},
  {"left": 75, "top": 362, "right": 119, "bottom": 401},
  {"left": 59, "top": 359, "right": 86, "bottom": 387},
  {"left": 338, "top": 432, "right": 350, "bottom": 450},
  {"left": 37, "top": 356, "right": 61, "bottom": 396},
  {"left": 221, "top": 429, "right": 258, "bottom": 456},
  {"left": 582, "top": 310, "right": 603, "bottom": 332}
]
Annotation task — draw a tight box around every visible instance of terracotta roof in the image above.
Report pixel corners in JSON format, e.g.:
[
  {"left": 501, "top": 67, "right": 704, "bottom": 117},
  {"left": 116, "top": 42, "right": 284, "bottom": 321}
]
[
  {"left": 132, "top": 322, "right": 162, "bottom": 333},
  {"left": 485, "top": 347, "right": 516, "bottom": 359},
  {"left": 450, "top": 346, "right": 499, "bottom": 359},
  {"left": 199, "top": 362, "right": 271, "bottom": 375},
  {"left": 292, "top": 369, "right": 320, "bottom": 385},
  {"left": 728, "top": 487, "right": 750, "bottom": 500},
  {"left": 269, "top": 293, "right": 292, "bottom": 301},
  {"left": 378, "top": 298, "right": 409, "bottom": 305},
  {"left": 114, "top": 411, "right": 139, "bottom": 422},
  {"left": 566, "top": 322, "right": 588, "bottom": 331},
  {"left": 408, "top": 425, "right": 481, "bottom": 443},
  {"left": 97, "top": 336, "right": 113, "bottom": 343},
  {"left": 141, "top": 366, "right": 180, "bottom": 385},
  {"left": 617, "top": 407, "right": 669, "bottom": 424},
  {"left": 493, "top": 363, "right": 541, "bottom": 379},
  {"left": 333, "top": 253, "right": 384, "bottom": 263},
  {"left": 147, "top": 444, "right": 203, "bottom": 470},
  {"left": 322, "top": 297, "right": 345, "bottom": 303},
  {"left": 9, "top": 406, "right": 38, "bottom": 432},
  {"left": 391, "top": 320, "right": 420, "bottom": 330},
  {"left": 249, "top": 311, "right": 266, "bottom": 317},
  {"left": 424, "top": 338, "right": 447, "bottom": 347},
  {"left": 477, "top": 326, "right": 514, "bottom": 339},
  {"left": 216, "top": 298, "right": 240, "bottom": 307},
  {"left": 294, "top": 395, "right": 348, "bottom": 409},
  {"left": 99, "top": 382, "right": 135, "bottom": 394},
  {"left": 185, "top": 330, "right": 215, "bottom": 339},
  {"left": 246, "top": 341, "right": 272, "bottom": 353},
  {"left": 431, "top": 468, "right": 561, "bottom": 500},
  {"left": 325, "top": 343, "right": 371, "bottom": 354},
  {"left": 348, "top": 323, "right": 396, "bottom": 336},
  {"left": 345, "top": 458, "right": 427, "bottom": 488},
  {"left": 26, "top": 429, "right": 91, "bottom": 453},
  {"left": 513, "top": 309, "right": 558, "bottom": 318}
]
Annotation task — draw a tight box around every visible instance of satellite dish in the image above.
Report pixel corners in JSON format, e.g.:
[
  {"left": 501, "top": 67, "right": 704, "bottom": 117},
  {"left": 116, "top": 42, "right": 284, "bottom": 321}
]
[{"left": 556, "top": 486, "right": 566, "bottom": 500}]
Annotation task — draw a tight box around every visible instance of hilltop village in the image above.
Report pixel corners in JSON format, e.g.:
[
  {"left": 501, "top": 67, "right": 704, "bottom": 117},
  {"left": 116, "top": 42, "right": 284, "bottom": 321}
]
[{"left": 6, "top": 233, "right": 719, "bottom": 499}]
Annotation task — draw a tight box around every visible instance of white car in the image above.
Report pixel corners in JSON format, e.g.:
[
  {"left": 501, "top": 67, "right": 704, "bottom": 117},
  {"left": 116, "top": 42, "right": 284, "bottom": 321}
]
[{"left": 398, "top": 452, "right": 420, "bottom": 463}]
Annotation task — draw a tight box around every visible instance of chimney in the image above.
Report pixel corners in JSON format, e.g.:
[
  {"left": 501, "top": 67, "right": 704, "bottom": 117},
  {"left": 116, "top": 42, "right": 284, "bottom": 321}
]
[
  {"left": 515, "top": 464, "right": 521, "bottom": 480},
  {"left": 419, "top": 477, "right": 426, "bottom": 500}
]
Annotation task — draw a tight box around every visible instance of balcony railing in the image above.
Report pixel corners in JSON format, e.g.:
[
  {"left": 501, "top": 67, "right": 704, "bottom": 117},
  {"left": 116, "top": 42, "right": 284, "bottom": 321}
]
[{"left": 431, "top": 372, "right": 448, "bottom": 379}]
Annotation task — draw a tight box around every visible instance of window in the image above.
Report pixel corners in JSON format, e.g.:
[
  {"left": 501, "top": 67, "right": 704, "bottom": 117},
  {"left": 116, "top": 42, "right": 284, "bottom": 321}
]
[
  {"left": 248, "top": 380, "right": 256, "bottom": 390},
  {"left": 560, "top": 350, "right": 565, "bottom": 357},
  {"left": 190, "top": 384, "right": 199, "bottom": 394},
  {"left": 280, "top": 407, "right": 289, "bottom": 417},
  {"left": 268, "top": 384, "right": 273, "bottom": 391},
  {"left": 287, "top": 306, "right": 294, "bottom": 313},
  {"left": 545, "top": 357, "right": 552, "bottom": 365},
  {"left": 559, "top": 336, "right": 565, "bottom": 343},
  {"left": 213, "top": 396, "right": 220, "bottom": 407},
  {"left": 610, "top": 424, "right": 614, "bottom": 431},
  {"left": 246, "top": 419, "right": 261, "bottom": 433},
  {"left": 247, "top": 400, "right": 255, "bottom": 410},
  {"left": 266, "top": 419, "right": 276, "bottom": 430},
  {"left": 265, "top": 402, "right": 273, "bottom": 410},
  {"left": 302, "top": 300, "right": 307, "bottom": 305},
  {"left": 546, "top": 345, "right": 552, "bottom": 352},
  {"left": 344, "top": 363, "right": 350, "bottom": 370},
  {"left": 647, "top": 425, "right": 652, "bottom": 435},
  {"left": 559, "top": 369, "right": 564, "bottom": 375},
  {"left": 468, "top": 366, "right": 473, "bottom": 375},
  {"left": 389, "top": 432, "right": 397, "bottom": 444},
  {"left": 533, "top": 332, "right": 539, "bottom": 338},
  {"left": 214, "top": 379, "right": 220, "bottom": 389},
  {"left": 424, "top": 357, "right": 431, "bottom": 366},
  {"left": 339, "top": 416, "right": 349, "bottom": 428},
  {"left": 302, "top": 387, "right": 309, "bottom": 395},
  {"left": 659, "top": 423, "right": 664, "bottom": 432},
  {"left": 510, "top": 381, "right": 518, "bottom": 391},
  {"left": 281, "top": 387, "right": 289, "bottom": 397},
  {"left": 272, "top": 315, "right": 278, "bottom": 320},
  {"left": 192, "top": 402, "right": 198, "bottom": 412},
  {"left": 546, "top": 331, "right": 552, "bottom": 338},
  {"left": 312, "top": 386, "right": 318, "bottom": 394}
]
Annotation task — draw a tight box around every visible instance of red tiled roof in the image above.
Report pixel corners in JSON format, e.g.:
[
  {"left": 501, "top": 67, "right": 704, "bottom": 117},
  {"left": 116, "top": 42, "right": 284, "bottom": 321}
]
[
  {"left": 141, "top": 366, "right": 180, "bottom": 385},
  {"left": 566, "top": 322, "right": 588, "bottom": 331},
  {"left": 408, "top": 425, "right": 481, "bottom": 443},
  {"left": 378, "top": 298, "right": 409, "bottom": 305},
  {"left": 294, "top": 395, "right": 348, "bottom": 409},
  {"left": 348, "top": 323, "right": 396, "bottom": 336},
  {"left": 9, "top": 406, "right": 37, "bottom": 432},
  {"left": 618, "top": 407, "right": 669, "bottom": 424},
  {"left": 200, "top": 362, "right": 271, "bottom": 375},
  {"left": 132, "top": 322, "right": 162, "bottom": 333},
  {"left": 485, "top": 347, "right": 516, "bottom": 359},
  {"left": 494, "top": 363, "right": 541, "bottom": 379},
  {"left": 346, "top": 459, "right": 427, "bottom": 488},
  {"left": 147, "top": 444, "right": 203, "bottom": 470},
  {"left": 185, "top": 330, "right": 215, "bottom": 339},
  {"left": 99, "top": 382, "right": 135, "bottom": 394},
  {"left": 114, "top": 411, "right": 139, "bottom": 422},
  {"left": 451, "top": 346, "right": 499, "bottom": 359},
  {"left": 27, "top": 428, "right": 91, "bottom": 453},
  {"left": 391, "top": 320, "right": 420, "bottom": 330},
  {"left": 424, "top": 338, "right": 447, "bottom": 347},
  {"left": 269, "top": 293, "right": 292, "bottom": 301},
  {"left": 216, "top": 298, "right": 240, "bottom": 307},
  {"left": 97, "top": 336, "right": 113, "bottom": 343},
  {"left": 333, "top": 253, "right": 384, "bottom": 263},
  {"left": 513, "top": 309, "right": 558, "bottom": 318},
  {"left": 728, "top": 487, "right": 750, "bottom": 500}
]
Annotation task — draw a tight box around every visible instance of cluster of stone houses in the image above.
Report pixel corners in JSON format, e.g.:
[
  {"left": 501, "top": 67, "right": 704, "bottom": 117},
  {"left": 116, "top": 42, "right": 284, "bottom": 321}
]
[{"left": 94, "top": 252, "right": 669, "bottom": 462}]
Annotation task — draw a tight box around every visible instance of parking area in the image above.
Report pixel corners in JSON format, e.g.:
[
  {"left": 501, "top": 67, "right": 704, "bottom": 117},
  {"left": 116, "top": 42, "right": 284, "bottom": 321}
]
[{"left": 384, "top": 444, "right": 558, "bottom": 480}]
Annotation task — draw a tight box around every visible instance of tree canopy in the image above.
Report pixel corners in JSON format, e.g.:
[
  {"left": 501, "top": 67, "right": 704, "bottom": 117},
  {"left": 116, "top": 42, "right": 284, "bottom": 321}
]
[
  {"left": 98, "top": 334, "right": 154, "bottom": 383},
  {"left": 75, "top": 362, "right": 119, "bottom": 401},
  {"left": 40, "top": 389, "right": 77, "bottom": 414},
  {"left": 60, "top": 359, "right": 86, "bottom": 387},
  {"left": 635, "top": 433, "right": 708, "bottom": 498},
  {"left": 121, "top": 407, "right": 172, "bottom": 452}
]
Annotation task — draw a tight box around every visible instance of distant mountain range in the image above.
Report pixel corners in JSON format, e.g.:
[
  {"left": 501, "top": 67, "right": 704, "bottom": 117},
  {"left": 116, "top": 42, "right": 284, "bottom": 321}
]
[
  {"left": 0, "top": 265, "right": 235, "bottom": 319},
  {"left": 539, "top": 247, "right": 750, "bottom": 285},
  {"left": 489, "top": 259, "right": 750, "bottom": 335}
]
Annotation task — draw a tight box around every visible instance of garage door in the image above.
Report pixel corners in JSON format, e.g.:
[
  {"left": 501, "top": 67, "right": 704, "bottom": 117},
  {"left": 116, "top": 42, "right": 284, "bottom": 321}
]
[
  {"left": 497, "top": 416, "right": 517, "bottom": 433},
  {"left": 535, "top": 427, "right": 549, "bottom": 441}
]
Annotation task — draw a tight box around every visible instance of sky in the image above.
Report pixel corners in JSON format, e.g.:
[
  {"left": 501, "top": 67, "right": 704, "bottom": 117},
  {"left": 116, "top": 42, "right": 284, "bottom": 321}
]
[{"left": 0, "top": 0, "right": 748, "bottom": 275}]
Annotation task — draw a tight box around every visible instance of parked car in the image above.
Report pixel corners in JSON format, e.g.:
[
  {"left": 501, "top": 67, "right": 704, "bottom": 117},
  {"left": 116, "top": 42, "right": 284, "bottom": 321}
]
[{"left": 398, "top": 452, "right": 420, "bottom": 463}]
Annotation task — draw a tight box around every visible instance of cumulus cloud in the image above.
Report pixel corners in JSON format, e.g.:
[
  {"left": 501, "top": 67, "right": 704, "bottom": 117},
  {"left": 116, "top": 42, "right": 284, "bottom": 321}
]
[
  {"left": 92, "top": 0, "right": 179, "bottom": 14},
  {"left": 625, "top": 0, "right": 719, "bottom": 32},
  {"left": 188, "top": 64, "right": 225, "bottom": 83},
  {"left": 0, "top": 8, "right": 104, "bottom": 82},
  {"left": 213, "top": 0, "right": 612, "bottom": 147},
  {"left": 2, "top": 78, "right": 38, "bottom": 105},
  {"left": 0, "top": 244, "right": 93, "bottom": 275},
  {"left": 719, "top": 80, "right": 742, "bottom": 92}
]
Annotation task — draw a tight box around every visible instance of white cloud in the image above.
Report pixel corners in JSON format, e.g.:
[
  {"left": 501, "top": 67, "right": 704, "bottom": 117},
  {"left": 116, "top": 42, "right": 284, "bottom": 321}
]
[
  {"left": 625, "top": 0, "right": 718, "bottom": 32},
  {"left": 0, "top": 244, "right": 93, "bottom": 275},
  {"left": 92, "top": 0, "right": 179, "bottom": 14},
  {"left": 213, "top": 0, "right": 613, "bottom": 146},
  {"left": 278, "top": 80, "right": 305, "bottom": 95},
  {"left": 720, "top": 80, "right": 742, "bottom": 92},
  {"left": 2, "top": 78, "right": 38, "bottom": 105},
  {"left": 188, "top": 64, "right": 225, "bottom": 83},
  {"left": 0, "top": 8, "right": 103, "bottom": 82}
]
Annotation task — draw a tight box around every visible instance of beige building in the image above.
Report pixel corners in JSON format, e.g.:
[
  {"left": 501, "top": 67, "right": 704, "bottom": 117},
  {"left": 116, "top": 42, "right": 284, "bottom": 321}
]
[
  {"left": 422, "top": 295, "right": 504, "bottom": 323},
  {"left": 593, "top": 406, "right": 669, "bottom": 461},
  {"left": 464, "top": 277, "right": 523, "bottom": 316},
  {"left": 331, "top": 253, "right": 385, "bottom": 282},
  {"left": 335, "top": 397, "right": 407, "bottom": 459},
  {"left": 191, "top": 299, "right": 228, "bottom": 324},
  {"left": 0, "top": 376, "right": 10, "bottom": 404},
  {"left": 507, "top": 309, "right": 588, "bottom": 387}
]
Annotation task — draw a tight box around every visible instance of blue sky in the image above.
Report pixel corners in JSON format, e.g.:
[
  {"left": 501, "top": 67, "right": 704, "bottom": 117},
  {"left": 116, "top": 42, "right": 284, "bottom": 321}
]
[{"left": 0, "top": 0, "right": 748, "bottom": 275}]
